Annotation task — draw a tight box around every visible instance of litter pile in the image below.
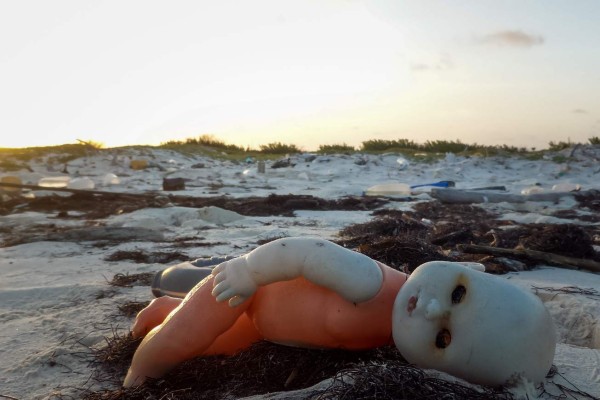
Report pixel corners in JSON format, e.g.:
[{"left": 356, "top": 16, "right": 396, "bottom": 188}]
[{"left": 1, "top": 145, "right": 600, "bottom": 399}]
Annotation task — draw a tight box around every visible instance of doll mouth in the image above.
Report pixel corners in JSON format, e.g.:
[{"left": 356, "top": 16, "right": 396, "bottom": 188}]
[{"left": 407, "top": 295, "right": 418, "bottom": 315}]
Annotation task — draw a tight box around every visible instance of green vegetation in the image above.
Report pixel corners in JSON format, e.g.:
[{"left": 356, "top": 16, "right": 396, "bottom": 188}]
[
  {"left": 258, "top": 142, "right": 301, "bottom": 154},
  {"left": 0, "top": 142, "right": 102, "bottom": 164},
  {"left": 548, "top": 140, "right": 573, "bottom": 151},
  {"left": 359, "top": 138, "right": 529, "bottom": 157},
  {"left": 2, "top": 135, "right": 599, "bottom": 168},
  {"left": 162, "top": 134, "right": 247, "bottom": 153},
  {"left": 317, "top": 143, "right": 356, "bottom": 154}
]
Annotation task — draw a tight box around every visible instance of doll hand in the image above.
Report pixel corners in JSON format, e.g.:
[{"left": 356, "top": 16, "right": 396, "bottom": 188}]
[{"left": 211, "top": 257, "right": 257, "bottom": 307}]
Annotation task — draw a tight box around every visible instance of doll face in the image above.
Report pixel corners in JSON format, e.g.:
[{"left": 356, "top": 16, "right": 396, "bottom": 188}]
[{"left": 392, "top": 261, "right": 556, "bottom": 386}]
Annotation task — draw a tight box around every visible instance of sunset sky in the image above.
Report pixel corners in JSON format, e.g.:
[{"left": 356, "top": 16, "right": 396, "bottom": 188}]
[{"left": 1, "top": 1, "right": 599, "bottom": 150}]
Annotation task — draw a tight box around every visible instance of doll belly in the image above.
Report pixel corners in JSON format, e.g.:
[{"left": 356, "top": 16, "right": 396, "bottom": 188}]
[{"left": 248, "top": 277, "right": 393, "bottom": 349}]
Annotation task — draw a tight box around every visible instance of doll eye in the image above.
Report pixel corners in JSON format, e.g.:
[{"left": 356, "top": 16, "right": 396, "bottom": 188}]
[
  {"left": 435, "top": 329, "right": 451, "bottom": 349},
  {"left": 451, "top": 285, "right": 466, "bottom": 304}
]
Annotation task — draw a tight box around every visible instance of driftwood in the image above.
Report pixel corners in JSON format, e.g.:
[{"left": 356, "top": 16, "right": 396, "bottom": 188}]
[
  {"left": 431, "top": 188, "right": 579, "bottom": 204},
  {"left": 458, "top": 244, "right": 600, "bottom": 273}
]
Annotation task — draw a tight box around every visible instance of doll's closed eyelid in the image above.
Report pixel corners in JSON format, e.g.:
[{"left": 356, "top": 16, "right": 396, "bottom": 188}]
[{"left": 451, "top": 285, "right": 466, "bottom": 304}]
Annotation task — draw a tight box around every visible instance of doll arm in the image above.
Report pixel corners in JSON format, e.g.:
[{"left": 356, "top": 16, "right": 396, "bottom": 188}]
[{"left": 211, "top": 237, "right": 383, "bottom": 307}]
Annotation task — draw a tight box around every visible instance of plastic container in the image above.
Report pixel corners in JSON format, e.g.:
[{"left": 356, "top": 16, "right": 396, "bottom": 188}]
[
  {"left": 552, "top": 183, "right": 581, "bottom": 192},
  {"left": 521, "top": 186, "right": 545, "bottom": 195},
  {"left": 67, "top": 177, "right": 95, "bottom": 190},
  {"left": 364, "top": 183, "right": 411, "bottom": 197},
  {"left": 152, "top": 256, "right": 234, "bottom": 298},
  {"left": 102, "top": 173, "right": 120, "bottom": 186},
  {"left": 38, "top": 176, "right": 70, "bottom": 188}
]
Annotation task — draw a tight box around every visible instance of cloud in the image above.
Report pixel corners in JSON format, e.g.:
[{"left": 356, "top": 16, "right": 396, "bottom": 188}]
[
  {"left": 572, "top": 109, "right": 588, "bottom": 114},
  {"left": 410, "top": 54, "right": 454, "bottom": 72},
  {"left": 478, "top": 30, "right": 544, "bottom": 48}
]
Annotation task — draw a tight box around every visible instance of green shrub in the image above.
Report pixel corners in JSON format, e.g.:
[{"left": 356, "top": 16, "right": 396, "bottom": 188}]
[
  {"left": 259, "top": 142, "right": 301, "bottom": 154},
  {"left": 421, "top": 139, "right": 470, "bottom": 153},
  {"left": 161, "top": 134, "right": 246, "bottom": 153},
  {"left": 317, "top": 143, "right": 355, "bottom": 154},
  {"left": 548, "top": 140, "right": 573, "bottom": 151},
  {"left": 588, "top": 136, "right": 600, "bottom": 145},
  {"left": 360, "top": 139, "right": 419, "bottom": 151}
]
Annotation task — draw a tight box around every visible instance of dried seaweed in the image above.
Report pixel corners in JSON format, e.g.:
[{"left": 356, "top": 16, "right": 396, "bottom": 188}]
[
  {"left": 105, "top": 250, "right": 190, "bottom": 264},
  {"left": 109, "top": 273, "right": 154, "bottom": 288},
  {"left": 320, "top": 363, "right": 513, "bottom": 400},
  {"left": 117, "top": 301, "right": 150, "bottom": 318}
]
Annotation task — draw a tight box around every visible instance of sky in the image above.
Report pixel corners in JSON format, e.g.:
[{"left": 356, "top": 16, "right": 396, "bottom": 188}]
[{"left": 1, "top": 0, "right": 599, "bottom": 151}]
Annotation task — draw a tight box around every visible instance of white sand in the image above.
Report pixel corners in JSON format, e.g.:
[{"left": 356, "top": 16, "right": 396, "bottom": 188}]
[{"left": 1, "top": 146, "right": 599, "bottom": 399}]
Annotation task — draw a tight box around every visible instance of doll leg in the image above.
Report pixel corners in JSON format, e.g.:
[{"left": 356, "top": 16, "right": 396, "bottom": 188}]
[
  {"left": 131, "top": 296, "right": 182, "bottom": 339},
  {"left": 124, "top": 275, "right": 254, "bottom": 387}
]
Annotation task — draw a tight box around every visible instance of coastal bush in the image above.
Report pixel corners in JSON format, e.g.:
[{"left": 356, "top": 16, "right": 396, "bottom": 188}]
[
  {"left": 589, "top": 136, "right": 600, "bottom": 145},
  {"left": 163, "top": 134, "right": 246, "bottom": 152},
  {"left": 259, "top": 142, "right": 301, "bottom": 154},
  {"left": 548, "top": 140, "right": 573, "bottom": 151},
  {"left": 317, "top": 143, "right": 355, "bottom": 154},
  {"left": 361, "top": 139, "right": 419, "bottom": 151}
]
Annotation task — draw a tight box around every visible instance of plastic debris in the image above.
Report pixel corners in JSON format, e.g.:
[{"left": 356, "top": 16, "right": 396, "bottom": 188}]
[
  {"left": 521, "top": 186, "right": 545, "bottom": 195},
  {"left": 130, "top": 159, "right": 149, "bottom": 170},
  {"left": 102, "top": 173, "right": 121, "bottom": 186},
  {"left": 67, "top": 177, "right": 95, "bottom": 190},
  {"left": 38, "top": 176, "right": 70, "bottom": 188},
  {"left": 365, "top": 183, "right": 411, "bottom": 197},
  {"left": 163, "top": 177, "right": 186, "bottom": 191},
  {"left": 396, "top": 157, "right": 410, "bottom": 169},
  {"left": 0, "top": 176, "right": 22, "bottom": 193},
  {"left": 552, "top": 182, "right": 581, "bottom": 192}
]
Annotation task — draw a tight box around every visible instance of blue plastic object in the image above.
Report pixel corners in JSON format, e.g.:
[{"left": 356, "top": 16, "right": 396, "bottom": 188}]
[{"left": 410, "top": 180, "right": 456, "bottom": 189}]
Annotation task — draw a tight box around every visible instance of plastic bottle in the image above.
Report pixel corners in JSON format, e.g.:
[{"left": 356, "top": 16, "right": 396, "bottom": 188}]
[
  {"left": 364, "top": 183, "right": 411, "bottom": 197},
  {"left": 552, "top": 183, "right": 581, "bottom": 192},
  {"left": 151, "top": 256, "right": 233, "bottom": 298},
  {"left": 67, "top": 177, "right": 95, "bottom": 190},
  {"left": 38, "top": 176, "right": 70, "bottom": 188}
]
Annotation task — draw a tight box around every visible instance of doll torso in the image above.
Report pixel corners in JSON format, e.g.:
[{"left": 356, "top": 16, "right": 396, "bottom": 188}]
[{"left": 247, "top": 262, "right": 408, "bottom": 349}]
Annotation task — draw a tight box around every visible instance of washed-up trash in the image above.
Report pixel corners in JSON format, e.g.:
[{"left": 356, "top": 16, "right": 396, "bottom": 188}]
[
  {"left": 38, "top": 176, "right": 70, "bottom": 188},
  {"left": 410, "top": 180, "right": 455, "bottom": 189},
  {"left": 431, "top": 188, "right": 583, "bottom": 204},
  {"left": 130, "top": 159, "right": 149, "bottom": 170},
  {"left": 0, "top": 176, "right": 22, "bottom": 193},
  {"left": 102, "top": 173, "right": 121, "bottom": 186},
  {"left": 365, "top": 180, "right": 456, "bottom": 197},
  {"left": 163, "top": 177, "right": 186, "bottom": 191},
  {"left": 195, "top": 206, "right": 244, "bottom": 225},
  {"left": 257, "top": 160, "right": 266, "bottom": 173},
  {"left": 396, "top": 157, "right": 410, "bottom": 169},
  {"left": 152, "top": 256, "right": 234, "bottom": 298},
  {"left": 552, "top": 182, "right": 581, "bottom": 192},
  {"left": 467, "top": 185, "right": 507, "bottom": 191},
  {"left": 271, "top": 158, "right": 294, "bottom": 169},
  {"left": 365, "top": 183, "right": 411, "bottom": 197},
  {"left": 522, "top": 185, "right": 545, "bottom": 195},
  {"left": 67, "top": 177, "right": 95, "bottom": 190}
]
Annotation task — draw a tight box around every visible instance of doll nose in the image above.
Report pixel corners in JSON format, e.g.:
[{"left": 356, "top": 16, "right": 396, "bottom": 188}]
[{"left": 424, "top": 298, "right": 448, "bottom": 320}]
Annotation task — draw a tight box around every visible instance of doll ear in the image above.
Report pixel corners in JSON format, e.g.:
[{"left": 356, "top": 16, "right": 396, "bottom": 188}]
[{"left": 456, "top": 262, "right": 485, "bottom": 272}]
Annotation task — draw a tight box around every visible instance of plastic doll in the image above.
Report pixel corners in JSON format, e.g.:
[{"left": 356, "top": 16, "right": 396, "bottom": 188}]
[{"left": 123, "top": 237, "right": 556, "bottom": 388}]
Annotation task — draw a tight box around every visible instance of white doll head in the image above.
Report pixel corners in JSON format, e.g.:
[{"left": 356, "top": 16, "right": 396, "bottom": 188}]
[{"left": 392, "top": 261, "right": 556, "bottom": 386}]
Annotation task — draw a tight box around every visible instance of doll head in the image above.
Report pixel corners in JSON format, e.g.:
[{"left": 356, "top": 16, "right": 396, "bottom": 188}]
[{"left": 392, "top": 261, "right": 556, "bottom": 386}]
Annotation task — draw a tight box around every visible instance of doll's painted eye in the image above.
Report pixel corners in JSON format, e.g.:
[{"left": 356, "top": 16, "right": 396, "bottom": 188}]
[
  {"left": 435, "top": 329, "right": 451, "bottom": 349},
  {"left": 451, "top": 285, "right": 466, "bottom": 304}
]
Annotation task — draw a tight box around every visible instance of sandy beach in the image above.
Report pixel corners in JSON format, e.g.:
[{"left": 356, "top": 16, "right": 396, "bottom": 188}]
[{"left": 1, "top": 145, "right": 599, "bottom": 399}]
